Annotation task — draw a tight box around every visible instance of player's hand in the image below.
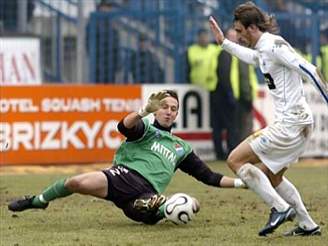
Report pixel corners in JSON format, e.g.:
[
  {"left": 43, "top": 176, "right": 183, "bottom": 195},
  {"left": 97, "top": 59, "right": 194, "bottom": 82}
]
[
  {"left": 138, "top": 90, "right": 169, "bottom": 117},
  {"left": 209, "top": 16, "right": 225, "bottom": 45}
]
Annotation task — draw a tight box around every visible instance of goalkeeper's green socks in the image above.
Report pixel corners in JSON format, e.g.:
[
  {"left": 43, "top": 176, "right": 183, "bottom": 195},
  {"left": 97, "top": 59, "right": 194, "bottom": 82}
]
[{"left": 32, "top": 178, "right": 73, "bottom": 207}]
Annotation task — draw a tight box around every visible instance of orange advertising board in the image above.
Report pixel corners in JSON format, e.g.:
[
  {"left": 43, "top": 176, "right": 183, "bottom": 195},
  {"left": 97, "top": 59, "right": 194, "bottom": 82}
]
[{"left": 0, "top": 85, "right": 142, "bottom": 165}]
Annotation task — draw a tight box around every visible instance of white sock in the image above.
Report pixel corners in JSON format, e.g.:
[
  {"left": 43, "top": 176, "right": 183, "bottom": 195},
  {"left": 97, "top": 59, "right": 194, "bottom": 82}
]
[
  {"left": 275, "top": 177, "right": 318, "bottom": 230},
  {"left": 237, "top": 163, "right": 289, "bottom": 212}
]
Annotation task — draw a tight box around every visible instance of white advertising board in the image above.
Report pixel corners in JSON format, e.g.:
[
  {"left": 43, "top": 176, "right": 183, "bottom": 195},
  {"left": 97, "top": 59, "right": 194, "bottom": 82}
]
[{"left": 0, "top": 37, "right": 42, "bottom": 85}]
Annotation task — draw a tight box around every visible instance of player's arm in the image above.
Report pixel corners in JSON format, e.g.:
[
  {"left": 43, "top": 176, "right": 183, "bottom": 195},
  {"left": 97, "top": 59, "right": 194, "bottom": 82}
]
[
  {"left": 272, "top": 42, "right": 328, "bottom": 104},
  {"left": 178, "top": 151, "right": 245, "bottom": 188},
  {"left": 117, "top": 90, "right": 170, "bottom": 140},
  {"left": 209, "top": 16, "right": 259, "bottom": 66},
  {"left": 117, "top": 115, "right": 145, "bottom": 141}
]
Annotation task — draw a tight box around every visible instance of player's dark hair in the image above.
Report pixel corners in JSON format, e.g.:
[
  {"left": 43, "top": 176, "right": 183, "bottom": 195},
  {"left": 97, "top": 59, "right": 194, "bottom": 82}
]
[
  {"left": 165, "top": 90, "right": 179, "bottom": 107},
  {"left": 234, "top": 1, "right": 278, "bottom": 33}
]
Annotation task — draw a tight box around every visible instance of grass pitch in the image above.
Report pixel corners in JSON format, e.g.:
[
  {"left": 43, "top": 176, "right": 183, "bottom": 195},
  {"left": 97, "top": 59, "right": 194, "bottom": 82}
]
[{"left": 0, "top": 161, "right": 327, "bottom": 246}]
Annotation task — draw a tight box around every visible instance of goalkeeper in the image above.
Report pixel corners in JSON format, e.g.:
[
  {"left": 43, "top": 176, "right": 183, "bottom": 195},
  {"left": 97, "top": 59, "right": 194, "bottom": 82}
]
[{"left": 8, "top": 90, "right": 245, "bottom": 224}]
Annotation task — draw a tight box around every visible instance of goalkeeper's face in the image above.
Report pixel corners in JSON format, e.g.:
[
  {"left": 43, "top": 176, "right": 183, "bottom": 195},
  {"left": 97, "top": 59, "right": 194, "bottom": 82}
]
[{"left": 154, "top": 96, "right": 179, "bottom": 128}]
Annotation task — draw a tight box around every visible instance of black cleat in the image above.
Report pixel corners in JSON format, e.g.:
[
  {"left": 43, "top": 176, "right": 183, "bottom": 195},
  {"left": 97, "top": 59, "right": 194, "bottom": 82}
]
[
  {"left": 134, "top": 194, "right": 166, "bottom": 211},
  {"left": 284, "top": 226, "right": 321, "bottom": 236},
  {"left": 259, "top": 207, "right": 296, "bottom": 236},
  {"left": 8, "top": 196, "right": 48, "bottom": 212}
]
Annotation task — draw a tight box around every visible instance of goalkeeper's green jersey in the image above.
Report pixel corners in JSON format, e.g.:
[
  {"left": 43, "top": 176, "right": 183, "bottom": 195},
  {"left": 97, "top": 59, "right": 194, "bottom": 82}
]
[{"left": 113, "top": 118, "right": 192, "bottom": 193}]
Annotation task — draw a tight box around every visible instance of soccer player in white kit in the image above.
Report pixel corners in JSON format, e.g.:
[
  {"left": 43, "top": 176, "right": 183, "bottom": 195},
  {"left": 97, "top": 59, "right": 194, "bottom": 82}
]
[{"left": 209, "top": 2, "right": 325, "bottom": 237}]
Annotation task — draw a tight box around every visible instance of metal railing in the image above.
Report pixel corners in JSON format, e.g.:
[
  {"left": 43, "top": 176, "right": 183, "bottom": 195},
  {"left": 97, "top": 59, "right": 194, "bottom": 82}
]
[{"left": 1, "top": 0, "right": 327, "bottom": 84}]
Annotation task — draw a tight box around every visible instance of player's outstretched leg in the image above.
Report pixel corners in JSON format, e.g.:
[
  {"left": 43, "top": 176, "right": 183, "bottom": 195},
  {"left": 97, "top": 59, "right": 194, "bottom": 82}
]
[
  {"left": 258, "top": 207, "right": 296, "bottom": 236},
  {"left": 8, "top": 195, "right": 49, "bottom": 212},
  {"left": 8, "top": 178, "right": 72, "bottom": 212},
  {"left": 275, "top": 177, "right": 321, "bottom": 236}
]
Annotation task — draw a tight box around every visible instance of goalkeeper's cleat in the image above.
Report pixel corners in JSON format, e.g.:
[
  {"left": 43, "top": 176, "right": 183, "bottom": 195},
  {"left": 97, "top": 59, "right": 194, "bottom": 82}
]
[
  {"left": 8, "top": 196, "right": 48, "bottom": 212},
  {"left": 258, "top": 207, "right": 296, "bottom": 236},
  {"left": 134, "top": 194, "right": 166, "bottom": 211},
  {"left": 284, "top": 226, "right": 321, "bottom": 236}
]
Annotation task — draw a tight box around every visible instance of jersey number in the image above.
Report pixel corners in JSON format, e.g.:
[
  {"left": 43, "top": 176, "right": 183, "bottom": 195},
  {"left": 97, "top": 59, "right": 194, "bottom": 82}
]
[{"left": 264, "top": 73, "right": 276, "bottom": 90}]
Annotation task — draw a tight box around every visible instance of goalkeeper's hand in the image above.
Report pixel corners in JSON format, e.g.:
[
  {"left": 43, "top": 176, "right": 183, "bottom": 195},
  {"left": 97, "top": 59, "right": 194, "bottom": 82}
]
[{"left": 138, "top": 90, "right": 170, "bottom": 117}]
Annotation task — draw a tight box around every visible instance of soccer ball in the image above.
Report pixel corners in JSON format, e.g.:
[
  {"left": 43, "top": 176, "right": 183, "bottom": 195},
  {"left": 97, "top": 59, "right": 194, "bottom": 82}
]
[{"left": 164, "top": 193, "right": 200, "bottom": 225}]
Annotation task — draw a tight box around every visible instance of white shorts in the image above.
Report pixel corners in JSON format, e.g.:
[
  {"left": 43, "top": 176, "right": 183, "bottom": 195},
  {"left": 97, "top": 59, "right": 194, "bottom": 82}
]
[{"left": 248, "top": 122, "right": 313, "bottom": 174}]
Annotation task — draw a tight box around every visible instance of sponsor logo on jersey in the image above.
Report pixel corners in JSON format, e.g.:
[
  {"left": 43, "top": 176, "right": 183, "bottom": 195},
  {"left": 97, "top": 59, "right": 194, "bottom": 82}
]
[
  {"left": 174, "top": 143, "right": 185, "bottom": 157},
  {"left": 151, "top": 141, "right": 176, "bottom": 165}
]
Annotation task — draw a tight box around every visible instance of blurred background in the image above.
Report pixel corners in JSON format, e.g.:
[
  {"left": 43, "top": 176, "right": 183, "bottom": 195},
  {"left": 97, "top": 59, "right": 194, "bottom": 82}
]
[
  {"left": 0, "top": 0, "right": 327, "bottom": 164},
  {"left": 0, "top": 0, "right": 327, "bottom": 84}
]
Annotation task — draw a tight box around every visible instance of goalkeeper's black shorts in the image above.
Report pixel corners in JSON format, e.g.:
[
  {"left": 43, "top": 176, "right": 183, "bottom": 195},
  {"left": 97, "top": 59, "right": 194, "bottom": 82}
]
[
  {"left": 102, "top": 165, "right": 162, "bottom": 224},
  {"left": 102, "top": 165, "right": 156, "bottom": 208}
]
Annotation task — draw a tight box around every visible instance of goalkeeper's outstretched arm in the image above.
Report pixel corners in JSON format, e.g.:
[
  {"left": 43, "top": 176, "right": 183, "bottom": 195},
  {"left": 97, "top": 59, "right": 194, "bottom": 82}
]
[{"left": 178, "top": 151, "right": 246, "bottom": 188}]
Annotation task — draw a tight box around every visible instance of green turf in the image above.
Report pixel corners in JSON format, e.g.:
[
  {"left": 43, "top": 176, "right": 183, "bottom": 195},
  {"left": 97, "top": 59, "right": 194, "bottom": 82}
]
[{"left": 0, "top": 162, "right": 327, "bottom": 246}]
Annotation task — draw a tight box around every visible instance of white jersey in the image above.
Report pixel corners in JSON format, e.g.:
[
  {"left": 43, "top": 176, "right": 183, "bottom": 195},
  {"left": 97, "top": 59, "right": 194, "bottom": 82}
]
[{"left": 222, "top": 32, "right": 320, "bottom": 125}]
